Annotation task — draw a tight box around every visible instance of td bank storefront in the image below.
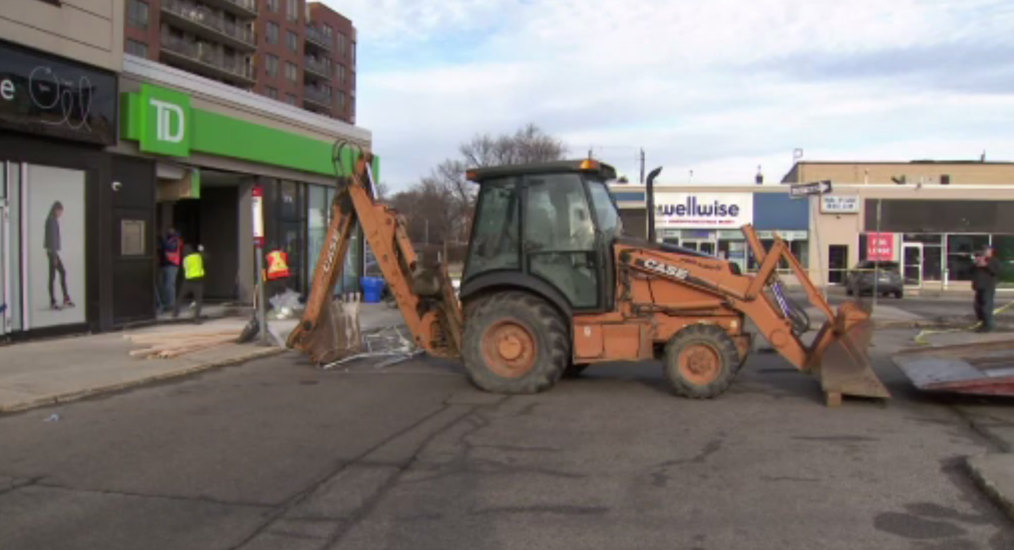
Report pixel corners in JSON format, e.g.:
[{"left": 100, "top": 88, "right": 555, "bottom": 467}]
[{"left": 113, "top": 57, "right": 376, "bottom": 319}]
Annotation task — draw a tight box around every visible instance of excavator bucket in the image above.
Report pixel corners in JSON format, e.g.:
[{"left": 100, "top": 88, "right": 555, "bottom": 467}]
[
  {"left": 813, "top": 302, "right": 891, "bottom": 406},
  {"left": 287, "top": 298, "right": 363, "bottom": 366}
]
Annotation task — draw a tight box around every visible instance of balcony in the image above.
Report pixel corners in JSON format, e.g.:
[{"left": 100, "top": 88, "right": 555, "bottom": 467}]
[
  {"left": 303, "top": 86, "right": 332, "bottom": 110},
  {"left": 304, "top": 25, "right": 332, "bottom": 51},
  {"left": 161, "top": 0, "right": 256, "bottom": 52},
  {"left": 160, "top": 35, "right": 255, "bottom": 87},
  {"left": 199, "top": 0, "right": 257, "bottom": 19},
  {"left": 304, "top": 56, "right": 331, "bottom": 80}
]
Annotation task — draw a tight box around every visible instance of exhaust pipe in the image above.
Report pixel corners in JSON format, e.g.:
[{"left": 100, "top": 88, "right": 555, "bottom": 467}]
[{"left": 646, "top": 166, "right": 662, "bottom": 243}]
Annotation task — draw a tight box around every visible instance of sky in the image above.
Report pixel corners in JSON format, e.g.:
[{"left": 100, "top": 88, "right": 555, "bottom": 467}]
[{"left": 324, "top": 0, "right": 1014, "bottom": 190}]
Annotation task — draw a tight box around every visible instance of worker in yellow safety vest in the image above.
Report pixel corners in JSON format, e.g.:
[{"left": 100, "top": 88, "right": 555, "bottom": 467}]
[{"left": 174, "top": 244, "right": 205, "bottom": 322}]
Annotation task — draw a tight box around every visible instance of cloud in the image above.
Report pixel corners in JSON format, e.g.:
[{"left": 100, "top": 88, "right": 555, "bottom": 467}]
[{"left": 322, "top": 0, "right": 1014, "bottom": 189}]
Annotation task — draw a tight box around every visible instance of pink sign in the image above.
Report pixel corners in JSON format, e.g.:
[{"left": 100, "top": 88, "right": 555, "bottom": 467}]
[{"left": 866, "top": 233, "right": 894, "bottom": 261}]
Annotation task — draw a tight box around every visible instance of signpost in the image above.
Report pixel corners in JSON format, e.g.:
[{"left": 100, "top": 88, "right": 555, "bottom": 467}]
[
  {"left": 251, "top": 185, "right": 268, "bottom": 344},
  {"left": 790, "top": 180, "right": 833, "bottom": 299}
]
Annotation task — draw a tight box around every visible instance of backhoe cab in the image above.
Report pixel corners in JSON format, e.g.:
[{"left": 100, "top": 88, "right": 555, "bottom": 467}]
[{"left": 288, "top": 148, "right": 888, "bottom": 407}]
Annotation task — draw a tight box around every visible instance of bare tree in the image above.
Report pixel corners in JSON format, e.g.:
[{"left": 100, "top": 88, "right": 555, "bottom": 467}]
[{"left": 373, "top": 181, "right": 390, "bottom": 201}]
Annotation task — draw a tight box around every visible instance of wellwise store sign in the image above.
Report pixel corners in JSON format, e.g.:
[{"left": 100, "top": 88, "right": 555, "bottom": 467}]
[{"left": 654, "top": 193, "right": 753, "bottom": 228}]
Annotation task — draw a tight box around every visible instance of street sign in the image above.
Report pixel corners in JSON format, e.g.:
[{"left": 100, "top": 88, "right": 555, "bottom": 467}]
[
  {"left": 251, "top": 185, "right": 264, "bottom": 247},
  {"left": 789, "top": 180, "right": 832, "bottom": 198}
]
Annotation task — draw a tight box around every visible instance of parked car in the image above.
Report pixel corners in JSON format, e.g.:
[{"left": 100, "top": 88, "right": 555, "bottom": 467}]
[{"left": 845, "top": 260, "right": 904, "bottom": 298}]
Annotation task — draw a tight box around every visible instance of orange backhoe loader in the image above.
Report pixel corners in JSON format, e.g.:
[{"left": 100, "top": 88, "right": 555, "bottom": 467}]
[{"left": 286, "top": 143, "right": 889, "bottom": 407}]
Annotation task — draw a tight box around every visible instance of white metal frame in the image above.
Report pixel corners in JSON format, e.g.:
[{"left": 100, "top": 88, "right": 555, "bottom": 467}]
[
  {"left": 1, "top": 162, "right": 8, "bottom": 336},
  {"left": 20, "top": 163, "right": 28, "bottom": 331},
  {"left": 902, "top": 242, "right": 924, "bottom": 288}
]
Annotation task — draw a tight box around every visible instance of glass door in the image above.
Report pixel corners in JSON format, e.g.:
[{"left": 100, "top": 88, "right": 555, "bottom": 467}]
[
  {"left": 0, "top": 164, "right": 6, "bottom": 336},
  {"left": 903, "top": 243, "right": 923, "bottom": 287}
]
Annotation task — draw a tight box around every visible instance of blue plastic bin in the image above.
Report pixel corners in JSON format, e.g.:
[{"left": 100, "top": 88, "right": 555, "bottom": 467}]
[{"left": 360, "top": 277, "right": 386, "bottom": 303}]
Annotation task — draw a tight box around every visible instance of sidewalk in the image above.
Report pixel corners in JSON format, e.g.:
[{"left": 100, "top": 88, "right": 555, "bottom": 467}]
[{"left": 0, "top": 302, "right": 406, "bottom": 415}]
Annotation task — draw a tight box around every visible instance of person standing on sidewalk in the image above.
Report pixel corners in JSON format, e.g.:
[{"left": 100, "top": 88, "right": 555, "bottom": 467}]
[
  {"left": 174, "top": 244, "right": 204, "bottom": 323},
  {"left": 972, "top": 245, "right": 1000, "bottom": 333},
  {"left": 158, "top": 228, "right": 182, "bottom": 313}
]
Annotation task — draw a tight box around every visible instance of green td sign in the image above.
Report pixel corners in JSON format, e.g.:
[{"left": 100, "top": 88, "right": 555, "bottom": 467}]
[
  {"left": 121, "top": 84, "right": 379, "bottom": 180},
  {"left": 139, "top": 84, "right": 190, "bottom": 157}
]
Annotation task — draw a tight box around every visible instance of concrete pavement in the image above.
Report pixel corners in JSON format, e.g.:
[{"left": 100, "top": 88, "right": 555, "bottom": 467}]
[
  {"left": 1, "top": 331, "right": 1013, "bottom": 549},
  {"left": 0, "top": 302, "right": 405, "bottom": 414}
]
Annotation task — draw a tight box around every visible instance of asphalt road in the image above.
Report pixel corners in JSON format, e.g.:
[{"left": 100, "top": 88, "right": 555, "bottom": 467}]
[{"left": 1, "top": 332, "right": 1013, "bottom": 550}]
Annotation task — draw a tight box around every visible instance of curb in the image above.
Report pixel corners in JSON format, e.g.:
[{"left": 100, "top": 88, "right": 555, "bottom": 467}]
[
  {"left": 965, "top": 454, "right": 1014, "bottom": 521},
  {"left": 0, "top": 346, "right": 287, "bottom": 415}
]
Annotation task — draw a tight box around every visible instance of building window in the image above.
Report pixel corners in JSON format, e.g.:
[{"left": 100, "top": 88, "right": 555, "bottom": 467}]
[
  {"left": 266, "top": 22, "right": 279, "bottom": 44},
  {"left": 323, "top": 24, "right": 332, "bottom": 38},
  {"left": 266, "top": 0, "right": 277, "bottom": 11},
  {"left": 286, "top": 30, "right": 299, "bottom": 52},
  {"left": 337, "top": 33, "right": 345, "bottom": 55},
  {"left": 286, "top": 93, "right": 297, "bottom": 105},
  {"left": 127, "top": 0, "right": 149, "bottom": 29},
  {"left": 947, "top": 234, "right": 990, "bottom": 281},
  {"left": 351, "top": 95, "right": 355, "bottom": 118},
  {"left": 265, "top": 54, "right": 278, "bottom": 77},
  {"left": 265, "top": 86, "right": 278, "bottom": 99},
  {"left": 351, "top": 41, "right": 356, "bottom": 65},
  {"left": 286, "top": 0, "right": 299, "bottom": 21},
  {"left": 337, "top": 63, "right": 346, "bottom": 84},
  {"left": 126, "top": 39, "right": 148, "bottom": 58},
  {"left": 337, "top": 90, "right": 345, "bottom": 111},
  {"left": 285, "top": 61, "right": 298, "bottom": 82}
]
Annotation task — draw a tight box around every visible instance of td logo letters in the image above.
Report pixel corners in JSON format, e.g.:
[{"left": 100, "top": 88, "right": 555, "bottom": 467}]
[
  {"left": 150, "top": 99, "right": 185, "bottom": 143},
  {"left": 139, "top": 84, "right": 191, "bottom": 156}
]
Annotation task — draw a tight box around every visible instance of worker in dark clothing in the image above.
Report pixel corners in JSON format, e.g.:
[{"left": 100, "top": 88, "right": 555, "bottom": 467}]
[
  {"left": 972, "top": 245, "right": 1001, "bottom": 333},
  {"left": 44, "top": 201, "right": 74, "bottom": 310},
  {"left": 174, "top": 244, "right": 204, "bottom": 323}
]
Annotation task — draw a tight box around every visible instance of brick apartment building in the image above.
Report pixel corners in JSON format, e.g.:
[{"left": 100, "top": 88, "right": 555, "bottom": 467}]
[{"left": 123, "top": 0, "right": 356, "bottom": 124}]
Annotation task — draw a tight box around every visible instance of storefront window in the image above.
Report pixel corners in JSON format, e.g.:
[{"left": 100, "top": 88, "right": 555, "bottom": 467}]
[
  {"left": 790, "top": 240, "right": 808, "bottom": 269},
  {"left": 341, "top": 223, "right": 361, "bottom": 295},
  {"left": 748, "top": 239, "right": 808, "bottom": 271},
  {"left": 306, "top": 185, "right": 328, "bottom": 283},
  {"left": 993, "top": 235, "right": 1014, "bottom": 285},
  {"left": 946, "top": 234, "right": 990, "bottom": 281},
  {"left": 278, "top": 180, "right": 304, "bottom": 220}
]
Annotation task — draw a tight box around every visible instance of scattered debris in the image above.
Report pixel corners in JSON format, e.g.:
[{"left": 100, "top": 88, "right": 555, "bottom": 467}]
[
  {"left": 124, "top": 329, "right": 240, "bottom": 359},
  {"left": 321, "top": 324, "right": 421, "bottom": 370},
  {"left": 45, "top": 413, "right": 60, "bottom": 422},
  {"left": 269, "top": 289, "right": 304, "bottom": 320}
]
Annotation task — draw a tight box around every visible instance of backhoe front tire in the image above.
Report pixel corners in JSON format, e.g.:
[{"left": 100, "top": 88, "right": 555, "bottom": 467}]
[
  {"left": 664, "top": 324, "right": 740, "bottom": 399},
  {"left": 461, "top": 291, "right": 569, "bottom": 394}
]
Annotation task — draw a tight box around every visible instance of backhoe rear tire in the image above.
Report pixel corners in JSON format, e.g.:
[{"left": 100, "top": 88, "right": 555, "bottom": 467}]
[
  {"left": 461, "top": 291, "right": 569, "bottom": 394},
  {"left": 664, "top": 324, "right": 740, "bottom": 399}
]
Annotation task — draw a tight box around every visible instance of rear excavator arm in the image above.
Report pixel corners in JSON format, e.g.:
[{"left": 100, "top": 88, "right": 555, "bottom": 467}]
[
  {"left": 616, "top": 225, "right": 888, "bottom": 405},
  {"left": 286, "top": 148, "right": 462, "bottom": 364}
]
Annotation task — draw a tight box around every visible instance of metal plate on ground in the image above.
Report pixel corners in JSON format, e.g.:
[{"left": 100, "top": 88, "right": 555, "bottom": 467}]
[{"left": 892, "top": 340, "right": 1014, "bottom": 395}]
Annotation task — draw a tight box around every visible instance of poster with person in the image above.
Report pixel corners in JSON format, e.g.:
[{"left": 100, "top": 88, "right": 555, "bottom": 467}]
[{"left": 26, "top": 165, "right": 86, "bottom": 328}]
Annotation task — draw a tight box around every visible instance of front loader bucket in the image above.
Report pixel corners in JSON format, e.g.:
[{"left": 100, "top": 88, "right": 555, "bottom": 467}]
[
  {"left": 814, "top": 302, "right": 891, "bottom": 406},
  {"left": 287, "top": 298, "right": 363, "bottom": 365}
]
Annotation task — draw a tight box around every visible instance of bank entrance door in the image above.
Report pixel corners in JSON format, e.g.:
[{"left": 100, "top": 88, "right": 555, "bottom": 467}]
[{"left": 903, "top": 243, "right": 923, "bottom": 288}]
